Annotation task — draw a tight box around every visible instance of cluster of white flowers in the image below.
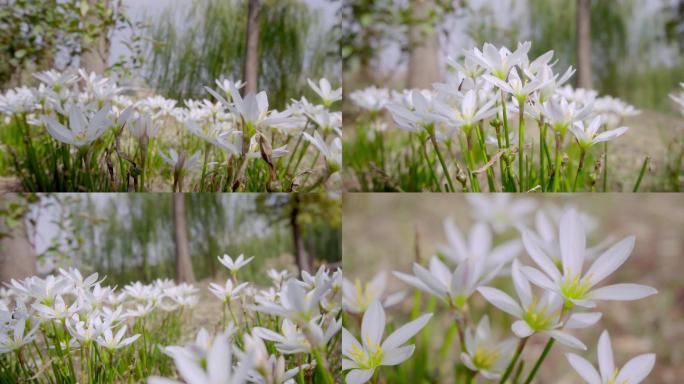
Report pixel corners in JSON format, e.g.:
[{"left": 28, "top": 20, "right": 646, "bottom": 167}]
[
  {"left": 342, "top": 196, "right": 657, "bottom": 384},
  {"left": 0, "top": 268, "right": 197, "bottom": 352},
  {"left": 150, "top": 254, "right": 342, "bottom": 384},
  {"left": 0, "top": 69, "right": 341, "bottom": 191}
]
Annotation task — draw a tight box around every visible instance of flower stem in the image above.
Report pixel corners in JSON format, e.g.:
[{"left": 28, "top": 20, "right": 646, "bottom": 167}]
[
  {"left": 633, "top": 156, "right": 650, "bottom": 192},
  {"left": 464, "top": 130, "right": 481, "bottom": 192},
  {"left": 518, "top": 101, "right": 525, "bottom": 190},
  {"left": 602, "top": 141, "right": 609, "bottom": 191},
  {"left": 475, "top": 123, "right": 497, "bottom": 192},
  {"left": 573, "top": 148, "right": 586, "bottom": 192},
  {"left": 420, "top": 138, "right": 442, "bottom": 192},
  {"left": 552, "top": 131, "right": 562, "bottom": 192},
  {"left": 499, "top": 337, "right": 528, "bottom": 384},
  {"left": 523, "top": 338, "right": 555, "bottom": 384},
  {"left": 428, "top": 128, "right": 456, "bottom": 192},
  {"left": 538, "top": 120, "right": 546, "bottom": 191}
]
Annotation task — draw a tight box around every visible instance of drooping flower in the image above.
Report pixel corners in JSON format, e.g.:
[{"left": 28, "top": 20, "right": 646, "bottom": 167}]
[
  {"left": 566, "top": 330, "right": 655, "bottom": 384},
  {"left": 342, "top": 300, "right": 432, "bottom": 384},
  {"left": 521, "top": 209, "right": 657, "bottom": 309}
]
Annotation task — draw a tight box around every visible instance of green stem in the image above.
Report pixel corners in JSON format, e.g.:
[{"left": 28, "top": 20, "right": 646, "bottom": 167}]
[
  {"left": 500, "top": 338, "right": 528, "bottom": 384},
  {"left": 464, "top": 129, "right": 481, "bottom": 192},
  {"left": 633, "top": 156, "right": 650, "bottom": 192},
  {"left": 518, "top": 101, "right": 525, "bottom": 190},
  {"left": 552, "top": 131, "right": 562, "bottom": 192},
  {"left": 602, "top": 141, "right": 609, "bottom": 191},
  {"left": 428, "top": 130, "right": 456, "bottom": 192},
  {"left": 312, "top": 347, "right": 335, "bottom": 384},
  {"left": 523, "top": 338, "right": 555, "bottom": 384},
  {"left": 475, "top": 123, "right": 497, "bottom": 192},
  {"left": 539, "top": 120, "right": 546, "bottom": 191},
  {"left": 501, "top": 91, "right": 511, "bottom": 148},
  {"left": 572, "top": 148, "right": 586, "bottom": 192}
]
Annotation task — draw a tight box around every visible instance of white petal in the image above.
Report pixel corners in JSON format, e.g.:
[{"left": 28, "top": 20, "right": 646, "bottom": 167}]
[
  {"left": 345, "top": 369, "right": 375, "bottom": 384},
  {"left": 381, "top": 345, "right": 415, "bottom": 366},
  {"left": 477, "top": 287, "right": 522, "bottom": 318},
  {"left": 597, "top": 330, "right": 615, "bottom": 381},
  {"left": 566, "top": 353, "right": 601, "bottom": 384},
  {"left": 521, "top": 266, "right": 558, "bottom": 292},
  {"left": 614, "top": 353, "right": 655, "bottom": 384},
  {"left": 522, "top": 230, "right": 561, "bottom": 281},
  {"left": 565, "top": 313, "right": 602, "bottom": 329},
  {"left": 559, "top": 209, "right": 586, "bottom": 277},
  {"left": 511, "top": 320, "right": 534, "bottom": 338},
  {"left": 469, "top": 222, "right": 492, "bottom": 257},
  {"left": 546, "top": 330, "right": 586, "bottom": 350},
  {"left": 381, "top": 313, "right": 432, "bottom": 351},
  {"left": 362, "top": 300, "right": 385, "bottom": 349},
  {"left": 511, "top": 259, "right": 533, "bottom": 307},
  {"left": 584, "top": 236, "right": 635, "bottom": 288},
  {"left": 589, "top": 284, "right": 657, "bottom": 301}
]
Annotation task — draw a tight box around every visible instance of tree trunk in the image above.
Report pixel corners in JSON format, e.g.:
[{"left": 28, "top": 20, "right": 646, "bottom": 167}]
[
  {"left": 243, "top": 0, "right": 261, "bottom": 95},
  {"left": 407, "top": 0, "right": 441, "bottom": 88},
  {"left": 576, "top": 0, "right": 593, "bottom": 89},
  {"left": 172, "top": 193, "right": 195, "bottom": 283},
  {"left": 0, "top": 195, "right": 36, "bottom": 283},
  {"left": 80, "top": 0, "right": 111, "bottom": 74},
  {"left": 290, "top": 195, "right": 311, "bottom": 276}
]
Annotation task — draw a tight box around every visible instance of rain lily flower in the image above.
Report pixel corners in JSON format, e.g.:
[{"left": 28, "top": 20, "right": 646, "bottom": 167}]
[
  {"left": 460, "top": 316, "right": 517, "bottom": 379},
  {"left": 302, "top": 132, "right": 342, "bottom": 172},
  {"left": 434, "top": 89, "right": 498, "bottom": 129},
  {"left": 569, "top": 116, "right": 628, "bottom": 150},
  {"left": 437, "top": 219, "right": 522, "bottom": 269},
  {"left": 566, "top": 330, "right": 655, "bottom": 384},
  {"left": 307, "top": 78, "right": 342, "bottom": 106},
  {"left": 209, "top": 279, "right": 249, "bottom": 303},
  {"left": 342, "top": 300, "right": 432, "bottom": 384},
  {"left": 520, "top": 209, "right": 657, "bottom": 309},
  {"left": 41, "top": 103, "right": 113, "bottom": 147},
  {"left": 394, "top": 254, "right": 501, "bottom": 309},
  {"left": 464, "top": 41, "right": 531, "bottom": 79},
  {"left": 149, "top": 331, "right": 251, "bottom": 384},
  {"left": 253, "top": 278, "right": 331, "bottom": 322},
  {"left": 0, "top": 318, "right": 40, "bottom": 352},
  {"left": 541, "top": 96, "right": 593, "bottom": 133},
  {"left": 159, "top": 148, "right": 201, "bottom": 172},
  {"left": 483, "top": 70, "right": 548, "bottom": 103},
  {"left": 96, "top": 325, "right": 140, "bottom": 350},
  {"left": 342, "top": 271, "right": 406, "bottom": 314},
  {"left": 33, "top": 294, "right": 80, "bottom": 320},
  {"left": 215, "top": 78, "right": 246, "bottom": 98},
  {"left": 253, "top": 317, "right": 341, "bottom": 354},
  {"left": 386, "top": 90, "right": 446, "bottom": 132},
  {"left": 33, "top": 69, "right": 79, "bottom": 89},
  {"left": 465, "top": 195, "right": 536, "bottom": 233},
  {"left": 477, "top": 260, "right": 600, "bottom": 350},
  {"left": 217, "top": 254, "right": 255, "bottom": 276},
  {"left": 349, "top": 87, "right": 390, "bottom": 112}
]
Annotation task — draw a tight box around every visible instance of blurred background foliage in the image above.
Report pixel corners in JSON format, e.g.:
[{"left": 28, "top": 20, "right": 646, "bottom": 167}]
[
  {"left": 31, "top": 193, "right": 340, "bottom": 286},
  {"left": 342, "top": 0, "right": 684, "bottom": 113},
  {"left": 145, "top": 0, "right": 341, "bottom": 108}
]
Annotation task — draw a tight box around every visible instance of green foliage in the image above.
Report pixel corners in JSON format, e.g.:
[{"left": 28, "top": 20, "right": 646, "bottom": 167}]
[{"left": 145, "top": 0, "right": 338, "bottom": 109}]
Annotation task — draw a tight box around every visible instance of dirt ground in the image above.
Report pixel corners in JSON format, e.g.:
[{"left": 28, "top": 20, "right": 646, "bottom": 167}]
[{"left": 342, "top": 194, "right": 684, "bottom": 383}]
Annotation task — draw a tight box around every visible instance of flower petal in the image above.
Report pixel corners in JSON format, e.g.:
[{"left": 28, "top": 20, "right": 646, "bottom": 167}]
[
  {"left": 597, "top": 330, "right": 615, "bottom": 381},
  {"left": 559, "top": 209, "right": 586, "bottom": 277},
  {"left": 584, "top": 236, "right": 635, "bottom": 288},
  {"left": 381, "top": 313, "right": 432, "bottom": 351},
  {"left": 589, "top": 284, "right": 657, "bottom": 301},
  {"left": 614, "top": 353, "right": 656, "bottom": 384},
  {"left": 362, "top": 300, "right": 385, "bottom": 349},
  {"left": 381, "top": 345, "right": 415, "bottom": 366},
  {"left": 547, "top": 330, "right": 586, "bottom": 350},
  {"left": 477, "top": 287, "right": 522, "bottom": 318},
  {"left": 345, "top": 368, "right": 375, "bottom": 384},
  {"left": 566, "top": 353, "right": 601, "bottom": 384}
]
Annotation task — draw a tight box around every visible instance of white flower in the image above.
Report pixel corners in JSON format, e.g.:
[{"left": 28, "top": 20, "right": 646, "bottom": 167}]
[
  {"left": 215, "top": 78, "right": 246, "bottom": 98},
  {"left": 542, "top": 96, "right": 593, "bottom": 132},
  {"left": 253, "top": 317, "right": 340, "bottom": 354},
  {"left": 386, "top": 90, "right": 446, "bottom": 132},
  {"left": 217, "top": 254, "right": 254, "bottom": 275},
  {"left": 342, "top": 300, "right": 432, "bottom": 384},
  {"left": 33, "top": 295, "right": 80, "bottom": 320},
  {"left": 96, "top": 325, "right": 140, "bottom": 350},
  {"left": 253, "top": 279, "right": 330, "bottom": 322},
  {"left": 41, "top": 103, "right": 112, "bottom": 147},
  {"left": 267, "top": 269, "right": 291, "bottom": 286},
  {"left": 464, "top": 42, "right": 531, "bottom": 79},
  {"left": 67, "top": 313, "right": 109, "bottom": 344},
  {"left": 349, "top": 87, "right": 389, "bottom": 112},
  {"left": 160, "top": 148, "right": 201, "bottom": 172},
  {"left": 569, "top": 116, "right": 628, "bottom": 149},
  {"left": 438, "top": 219, "right": 522, "bottom": 269},
  {"left": 125, "top": 302, "right": 154, "bottom": 319},
  {"left": 477, "top": 260, "right": 601, "bottom": 350},
  {"left": 434, "top": 89, "right": 498, "bottom": 128},
  {"left": 566, "top": 330, "right": 655, "bottom": 384},
  {"left": 465, "top": 195, "right": 536, "bottom": 233},
  {"left": 394, "top": 254, "right": 500, "bottom": 308},
  {"left": 149, "top": 331, "right": 251, "bottom": 384},
  {"left": 208, "top": 279, "right": 249, "bottom": 303},
  {"left": 0, "top": 87, "right": 38, "bottom": 113},
  {"left": 521, "top": 209, "right": 657, "bottom": 309},
  {"left": 0, "top": 317, "right": 40, "bottom": 353},
  {"left": 129, "top": 111, "right": 160, "bottom": 139},
  {"left": 342, "top": 271, "right": 406, "bottom": 314},
  {"left": 483, "top": 70, "right": 548, "bottom": 102},
  {"left": 33, "top": 70, "right": 79, "bottom": 89},
  {"left": 302, "top": 131, "right": 341, "bottom": 172},
  {"left": 460, "top": 316, "right": 517, "bottom": 379},
  {"left": 307, "top": 78, "right": 342, "bottom": 106}
]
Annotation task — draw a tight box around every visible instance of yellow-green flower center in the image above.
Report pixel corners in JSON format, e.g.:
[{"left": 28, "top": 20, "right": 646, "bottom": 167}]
[
  {"left": 559, "top": 273, "right": 592, "bottom": 309},
  {"left": 472, "top": 346, "right": 500, "bottom": 370},
  {"left": 522, "top": 298, "right": 558, "bottom": 331},
  {"left": 354, "top": 279, "right": 376, "bottom": 311},
  {"left": 348, "top": 337, "right": 383, "bottom": 369}
]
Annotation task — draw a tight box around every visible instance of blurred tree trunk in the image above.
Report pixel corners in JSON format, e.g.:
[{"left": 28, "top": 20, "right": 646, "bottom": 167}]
[
  {"left": 290, "top": 195, "right": 311, "bottom": 276},
  {"left": 576, "top": 0, "right": 593, "bottom": 89},
  {"left": 172, "top": 194, "right": 195, "bottom": 283},
  {"left": 0, "top": 195, "right": 36, "bottom": 283},
  {"left": 407, "top": 0, "right": 440, "bottom": 88},
  {"left": 243, "top": 0, "right": 261, "bottom": 95},
  {"left": 81, "top": 0, "right": 111, "bottom": 74}
]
